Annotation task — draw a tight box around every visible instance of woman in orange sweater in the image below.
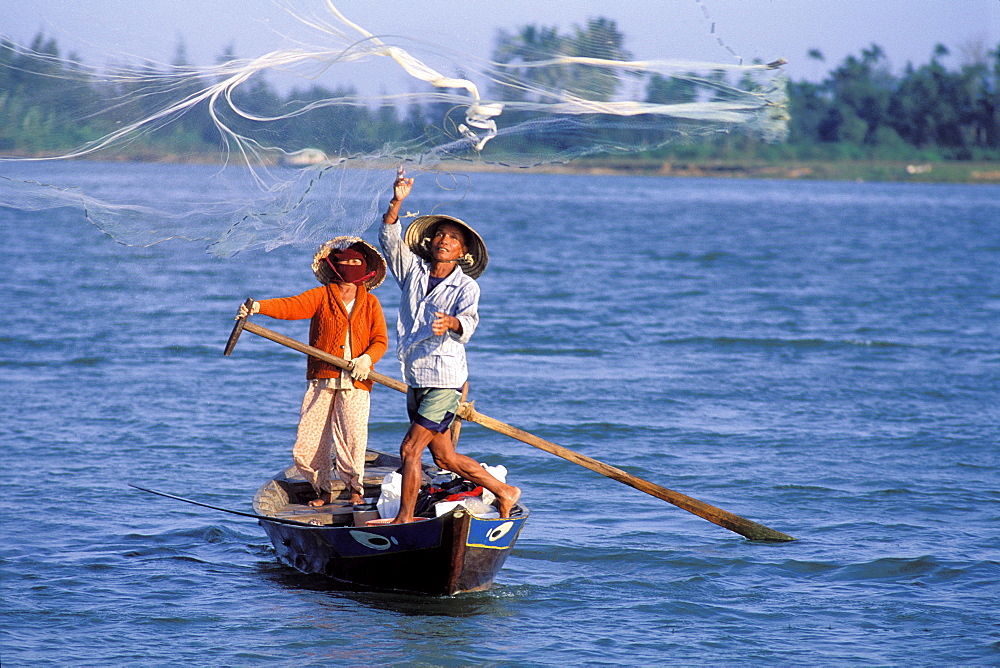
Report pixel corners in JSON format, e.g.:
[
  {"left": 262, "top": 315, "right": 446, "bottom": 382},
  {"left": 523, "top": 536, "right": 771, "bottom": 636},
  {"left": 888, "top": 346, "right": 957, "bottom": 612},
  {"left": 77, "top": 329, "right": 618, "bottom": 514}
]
[{"left": 239, "top": 237, "right": 388, "bottom": 507}]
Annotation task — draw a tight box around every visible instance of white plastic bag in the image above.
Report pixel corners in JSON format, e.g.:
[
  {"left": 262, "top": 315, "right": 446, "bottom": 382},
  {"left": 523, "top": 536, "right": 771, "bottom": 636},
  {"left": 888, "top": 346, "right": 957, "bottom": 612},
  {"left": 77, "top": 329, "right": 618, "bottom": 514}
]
[
  {"left": 433, "top": 499, "right": 463, "bottom": 517},
  {"left": 376, "top": 471, "right": 402, "bottom": 520},
  {"left": 461, "top": 495, "right": 501, "bottom": 518},
  {"left": 479, "top": 463, "right": 507, "bottom": 506},
  {"left": 432, "top": 463, "right": 507, "bottom": 519},
  {"left": 434, "top": 496, "right": 500, "bottom": 519}
]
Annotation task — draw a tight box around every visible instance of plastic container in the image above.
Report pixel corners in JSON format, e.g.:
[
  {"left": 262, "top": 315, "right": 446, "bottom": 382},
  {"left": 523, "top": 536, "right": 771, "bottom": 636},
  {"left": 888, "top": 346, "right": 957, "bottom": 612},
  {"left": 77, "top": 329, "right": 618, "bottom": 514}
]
[{"left": 352, "top": 505, "right": 379, "bottom": 527}]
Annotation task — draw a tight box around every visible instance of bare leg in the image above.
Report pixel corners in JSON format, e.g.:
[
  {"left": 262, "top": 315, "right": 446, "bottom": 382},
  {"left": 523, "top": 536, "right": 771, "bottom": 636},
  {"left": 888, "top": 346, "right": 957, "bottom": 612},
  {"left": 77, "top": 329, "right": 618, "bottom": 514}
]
[
  {"left": 391, "top": 424, "right": 437, "bottom": 524},
  {"left": 427, "top": 431, "right": 521, "bottom": 518}
]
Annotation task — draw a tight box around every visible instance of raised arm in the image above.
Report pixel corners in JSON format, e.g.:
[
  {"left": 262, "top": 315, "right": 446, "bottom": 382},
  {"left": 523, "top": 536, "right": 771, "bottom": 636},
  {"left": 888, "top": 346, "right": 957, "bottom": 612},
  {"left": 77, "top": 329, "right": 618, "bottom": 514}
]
[
  {"left": 382, "top": 166, "right": 413, "bottom": 226},
  {"left": 379, "top": 167, "right": 419, "bottom": 286}
]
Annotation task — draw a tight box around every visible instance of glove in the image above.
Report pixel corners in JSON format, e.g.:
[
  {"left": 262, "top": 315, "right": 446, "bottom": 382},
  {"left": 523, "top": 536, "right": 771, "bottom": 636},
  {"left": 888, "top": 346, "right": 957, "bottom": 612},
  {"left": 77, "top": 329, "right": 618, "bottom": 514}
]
[
  {"left": 237, "top": 300, "right": 260, "bottom": 319},
  {"left": 350, "top": 354, "right": 372, "bottom": 381}
]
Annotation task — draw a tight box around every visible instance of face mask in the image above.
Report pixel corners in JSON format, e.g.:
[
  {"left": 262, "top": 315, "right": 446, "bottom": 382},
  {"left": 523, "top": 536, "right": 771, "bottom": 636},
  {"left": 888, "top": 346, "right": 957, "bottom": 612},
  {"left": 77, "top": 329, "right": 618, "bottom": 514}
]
[{"left": 325, "top": 249, "right": 374, "bottom": 285}]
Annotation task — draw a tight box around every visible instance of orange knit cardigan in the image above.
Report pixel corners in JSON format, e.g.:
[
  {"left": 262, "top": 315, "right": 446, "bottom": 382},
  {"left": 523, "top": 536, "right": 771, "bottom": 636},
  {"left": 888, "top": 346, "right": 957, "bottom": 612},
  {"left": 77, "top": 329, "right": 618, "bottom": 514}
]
[{"left": 257, "top": 284, "right": 388, "bottom": 391}]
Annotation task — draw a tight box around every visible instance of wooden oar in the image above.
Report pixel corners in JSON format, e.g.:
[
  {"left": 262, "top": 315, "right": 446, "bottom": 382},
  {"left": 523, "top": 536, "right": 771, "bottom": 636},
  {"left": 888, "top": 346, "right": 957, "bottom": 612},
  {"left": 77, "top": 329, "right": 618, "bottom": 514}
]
[
  {"left": 225, "top": 317, "right": 796, "bottom": 542},
  {"left": 449, "top": 382, "right": 470, "bottom": 446}
]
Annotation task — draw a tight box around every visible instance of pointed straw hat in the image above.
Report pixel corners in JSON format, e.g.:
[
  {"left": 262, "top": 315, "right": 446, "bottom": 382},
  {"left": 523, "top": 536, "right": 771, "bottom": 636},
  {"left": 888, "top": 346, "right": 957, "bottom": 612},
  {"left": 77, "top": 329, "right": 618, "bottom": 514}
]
[
  {"left": 312, "top": 236, "right": 386, "bottom": 289},
  {"left": 403, "top": 215, "right": 489, "bottom": 279}
]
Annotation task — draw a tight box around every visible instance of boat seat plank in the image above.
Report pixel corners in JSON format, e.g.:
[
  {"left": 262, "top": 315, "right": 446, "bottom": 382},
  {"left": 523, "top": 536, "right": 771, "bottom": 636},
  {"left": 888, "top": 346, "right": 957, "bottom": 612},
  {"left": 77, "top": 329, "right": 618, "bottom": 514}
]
[{"left": 266, "top": 453, "right": 431, "bottom": 508}]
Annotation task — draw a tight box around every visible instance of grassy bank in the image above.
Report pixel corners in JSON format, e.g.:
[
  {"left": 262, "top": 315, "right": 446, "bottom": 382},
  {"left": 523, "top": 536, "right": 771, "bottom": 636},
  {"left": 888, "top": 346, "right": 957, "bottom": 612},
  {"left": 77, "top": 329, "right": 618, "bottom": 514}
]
[
  {"left": 9, "top": 149, "right": 999, "bottom": 184},
  {"left": 535, "top": 157, "right": 1000, "bottom": 184}
]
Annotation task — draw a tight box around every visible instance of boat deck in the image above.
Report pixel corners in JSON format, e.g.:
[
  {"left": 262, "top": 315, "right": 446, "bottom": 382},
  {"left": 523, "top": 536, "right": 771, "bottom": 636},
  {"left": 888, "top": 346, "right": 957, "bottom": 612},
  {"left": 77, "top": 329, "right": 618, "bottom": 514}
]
[{"left": 255, "top": 450, "right": 430, "bottom": 527}]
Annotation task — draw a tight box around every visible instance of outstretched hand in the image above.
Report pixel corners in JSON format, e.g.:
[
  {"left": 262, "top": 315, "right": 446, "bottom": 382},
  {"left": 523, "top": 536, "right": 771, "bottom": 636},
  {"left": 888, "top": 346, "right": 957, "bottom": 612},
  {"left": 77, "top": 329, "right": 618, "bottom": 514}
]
[{"left": 392, "top": 166, "right": 414, "bottom": 202}]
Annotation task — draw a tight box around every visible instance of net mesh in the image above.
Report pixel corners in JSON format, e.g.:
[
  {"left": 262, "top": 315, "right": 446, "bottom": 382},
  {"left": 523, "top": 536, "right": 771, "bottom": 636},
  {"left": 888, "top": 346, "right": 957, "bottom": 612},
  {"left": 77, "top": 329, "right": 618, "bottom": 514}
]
[{"left": 1, "top": 0, "right": 788, "bottom": 256}]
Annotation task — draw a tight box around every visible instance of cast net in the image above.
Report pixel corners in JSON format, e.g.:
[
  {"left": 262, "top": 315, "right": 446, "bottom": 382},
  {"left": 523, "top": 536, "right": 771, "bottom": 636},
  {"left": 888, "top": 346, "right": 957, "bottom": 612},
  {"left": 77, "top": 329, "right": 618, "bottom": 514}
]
[{"left": 1, "top": 0, "right": 788, "bottom": 256}]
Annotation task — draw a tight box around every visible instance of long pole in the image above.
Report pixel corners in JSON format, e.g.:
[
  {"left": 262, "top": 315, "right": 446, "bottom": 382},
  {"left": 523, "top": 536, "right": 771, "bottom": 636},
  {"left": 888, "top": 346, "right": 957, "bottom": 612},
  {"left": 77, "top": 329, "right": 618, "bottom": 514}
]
[{"left": 232, "top": 319, "right": 796, "bottom": 542}]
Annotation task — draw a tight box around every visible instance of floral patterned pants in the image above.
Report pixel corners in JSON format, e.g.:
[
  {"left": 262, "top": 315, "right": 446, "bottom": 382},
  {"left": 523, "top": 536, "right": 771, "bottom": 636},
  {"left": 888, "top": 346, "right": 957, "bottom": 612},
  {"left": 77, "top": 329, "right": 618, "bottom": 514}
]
[{"left": 293, "top": 381, "right": 370, "bottom": 499}]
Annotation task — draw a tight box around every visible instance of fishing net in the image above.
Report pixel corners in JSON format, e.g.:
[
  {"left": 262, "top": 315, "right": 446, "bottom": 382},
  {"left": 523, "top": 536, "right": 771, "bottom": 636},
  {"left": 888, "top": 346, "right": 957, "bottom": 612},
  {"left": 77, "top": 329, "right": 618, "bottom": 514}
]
[{"left": 1, "top": 0, "right": 788, "bottom": 256}]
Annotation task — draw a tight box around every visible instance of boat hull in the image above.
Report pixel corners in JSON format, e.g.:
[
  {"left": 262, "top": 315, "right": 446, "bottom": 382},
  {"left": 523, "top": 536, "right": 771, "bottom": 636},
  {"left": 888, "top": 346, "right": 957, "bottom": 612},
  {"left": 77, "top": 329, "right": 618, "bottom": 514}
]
[
  {"left": 259, "top": 509, "right": 526, "bottom": 595},
  {"left": 253, "top": 452, "right": 528, "bottom": 595}
]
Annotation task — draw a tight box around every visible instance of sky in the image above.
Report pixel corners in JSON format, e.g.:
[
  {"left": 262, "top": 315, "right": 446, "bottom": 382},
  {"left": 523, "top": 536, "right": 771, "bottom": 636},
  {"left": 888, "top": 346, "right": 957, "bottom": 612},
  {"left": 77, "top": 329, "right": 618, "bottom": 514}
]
[{"left": 4, "top": 0, "right": 998, "bottom": 90}]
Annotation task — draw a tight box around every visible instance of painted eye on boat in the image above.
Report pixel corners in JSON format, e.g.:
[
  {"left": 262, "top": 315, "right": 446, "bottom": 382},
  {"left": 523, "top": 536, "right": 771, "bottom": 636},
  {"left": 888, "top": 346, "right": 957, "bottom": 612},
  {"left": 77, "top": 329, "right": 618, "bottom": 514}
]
[
  {"left": 349, "top": 530, "right": 393, "bottom": 551},
  {"left": 487, "top": 521, "right": 515, "bottom": 542}
]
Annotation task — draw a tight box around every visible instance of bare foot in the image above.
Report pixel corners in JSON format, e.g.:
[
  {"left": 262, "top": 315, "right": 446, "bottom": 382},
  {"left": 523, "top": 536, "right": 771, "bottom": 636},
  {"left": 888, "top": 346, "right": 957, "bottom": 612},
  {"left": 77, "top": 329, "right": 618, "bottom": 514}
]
[
  {"left": 497, "top": 486, "right": 521, "bottom": 518},
  {"left": 351, "top": 492, "right": 365, "bottom": 506},
  {"left": 308, "top": 491, "right": 333, "bottom": 507},
  {"left": 390, "top": 514, "right": 414, "bottom": 525}
]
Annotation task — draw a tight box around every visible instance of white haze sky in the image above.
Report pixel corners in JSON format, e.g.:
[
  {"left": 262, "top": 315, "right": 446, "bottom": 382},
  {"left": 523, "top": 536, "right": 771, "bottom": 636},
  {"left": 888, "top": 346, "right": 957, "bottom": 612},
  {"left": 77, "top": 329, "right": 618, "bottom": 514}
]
[{"left": 4, "top": 0, "right": 997, "bottom": 90}]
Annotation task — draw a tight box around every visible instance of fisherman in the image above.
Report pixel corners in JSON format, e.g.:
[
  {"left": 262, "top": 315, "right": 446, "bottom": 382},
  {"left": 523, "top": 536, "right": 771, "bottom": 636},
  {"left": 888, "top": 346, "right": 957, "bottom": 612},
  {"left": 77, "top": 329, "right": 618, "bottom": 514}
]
[
  {"left": 380, "top": 167, "right": 520, "bottom": 523},
  {"left": 238, "top": 238, "right": 388, "bottom": 507}
]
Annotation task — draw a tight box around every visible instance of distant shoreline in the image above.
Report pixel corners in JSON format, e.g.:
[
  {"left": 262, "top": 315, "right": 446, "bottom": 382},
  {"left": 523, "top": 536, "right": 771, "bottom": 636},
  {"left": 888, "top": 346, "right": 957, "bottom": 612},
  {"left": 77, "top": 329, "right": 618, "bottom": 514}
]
[
  {"left": 7, "top": 151, "right": 999, "bottom": 184},
  {"left": 453, "top": 159, "right": 1000, "bottom": 184}
]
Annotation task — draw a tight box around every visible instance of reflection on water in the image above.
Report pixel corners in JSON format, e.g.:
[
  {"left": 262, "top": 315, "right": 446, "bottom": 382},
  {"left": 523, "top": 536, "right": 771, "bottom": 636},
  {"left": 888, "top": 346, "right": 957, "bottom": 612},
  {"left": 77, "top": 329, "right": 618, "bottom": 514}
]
[{"left": 255, "top": 561, "right": 520, "bottom": 617}]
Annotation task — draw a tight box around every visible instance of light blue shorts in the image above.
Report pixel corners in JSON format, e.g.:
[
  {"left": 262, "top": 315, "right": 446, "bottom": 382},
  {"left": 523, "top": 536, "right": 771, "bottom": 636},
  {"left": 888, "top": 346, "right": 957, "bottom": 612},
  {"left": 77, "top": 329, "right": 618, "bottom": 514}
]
[{"left": 406, "top": 387, "right": 461, "bottom": 433}]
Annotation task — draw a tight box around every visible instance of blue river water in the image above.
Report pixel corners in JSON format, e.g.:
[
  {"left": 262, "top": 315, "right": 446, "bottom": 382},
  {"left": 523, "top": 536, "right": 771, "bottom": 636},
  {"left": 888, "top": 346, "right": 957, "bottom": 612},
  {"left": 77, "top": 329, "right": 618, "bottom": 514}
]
[{"left": 1, "top": 163, "right": 998, "bottom": 665}]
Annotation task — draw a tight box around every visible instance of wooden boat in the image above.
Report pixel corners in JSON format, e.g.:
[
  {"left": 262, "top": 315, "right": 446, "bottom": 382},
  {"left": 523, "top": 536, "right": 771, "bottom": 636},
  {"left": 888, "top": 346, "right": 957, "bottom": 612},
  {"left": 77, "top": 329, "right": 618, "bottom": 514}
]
[
  {"left": 252, "top": 448, "right": 529, "bottom": 596},
  {"left": 136, "top": 311, "right": 790, "bottom": 597},
  {"left": 215, "top": 317, "right": 793, "bottom": 591}
]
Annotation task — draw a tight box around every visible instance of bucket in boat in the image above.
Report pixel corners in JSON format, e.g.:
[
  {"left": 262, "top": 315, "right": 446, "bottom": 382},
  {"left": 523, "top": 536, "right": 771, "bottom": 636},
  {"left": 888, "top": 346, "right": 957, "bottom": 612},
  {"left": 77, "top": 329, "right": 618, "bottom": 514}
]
[{"left": 352, "top": 504, "right": 379, "bottom": 527}]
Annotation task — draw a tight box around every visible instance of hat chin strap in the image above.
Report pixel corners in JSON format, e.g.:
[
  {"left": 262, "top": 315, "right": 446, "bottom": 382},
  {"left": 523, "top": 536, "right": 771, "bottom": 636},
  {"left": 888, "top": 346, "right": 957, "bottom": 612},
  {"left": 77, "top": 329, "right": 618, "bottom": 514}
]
[{"left": 324, "top": 256, "right": 375, "bottom": 284}]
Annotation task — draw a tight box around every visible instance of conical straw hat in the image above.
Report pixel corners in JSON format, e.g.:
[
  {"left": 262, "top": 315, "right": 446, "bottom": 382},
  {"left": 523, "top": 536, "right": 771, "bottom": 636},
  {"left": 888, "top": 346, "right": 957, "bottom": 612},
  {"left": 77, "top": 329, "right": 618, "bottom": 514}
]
[
  {"left": 312, "top": 236, "right": 386, "bottom": 289},
  {"left": 403, "top": 215, "right": 488, "bottom": 279}
]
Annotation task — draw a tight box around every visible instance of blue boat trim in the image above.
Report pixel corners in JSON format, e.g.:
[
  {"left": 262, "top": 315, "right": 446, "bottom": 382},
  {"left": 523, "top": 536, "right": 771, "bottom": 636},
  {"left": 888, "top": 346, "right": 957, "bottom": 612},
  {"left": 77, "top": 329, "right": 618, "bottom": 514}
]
[{"left": 466, "top": 516, "right": 526, "bottom": 549}]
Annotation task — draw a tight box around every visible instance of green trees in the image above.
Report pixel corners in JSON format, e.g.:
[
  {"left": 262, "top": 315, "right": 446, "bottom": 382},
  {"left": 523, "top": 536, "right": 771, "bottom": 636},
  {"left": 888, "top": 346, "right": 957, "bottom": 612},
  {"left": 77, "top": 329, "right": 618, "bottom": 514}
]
[
  {"left": 490, "top": 18, "right": 631, "bottom": 103},
  {"left": 786, "top": 42, "right": 1000, "bottom": 158},
  {"left": 0, "top": 35, "right": 104, "bottom": 152},
  {"left": 1, "top": 28, "right": 997, "bottom": 162}
]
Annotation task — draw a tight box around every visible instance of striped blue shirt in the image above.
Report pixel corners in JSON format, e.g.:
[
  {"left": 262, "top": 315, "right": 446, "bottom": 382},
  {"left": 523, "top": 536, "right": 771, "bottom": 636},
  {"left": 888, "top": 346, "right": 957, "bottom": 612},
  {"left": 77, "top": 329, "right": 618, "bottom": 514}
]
[{"left": 379, "top": 221, "right": 480, "bottom": 388}]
